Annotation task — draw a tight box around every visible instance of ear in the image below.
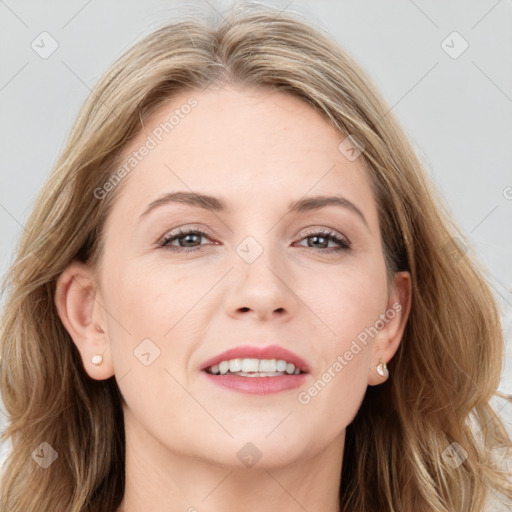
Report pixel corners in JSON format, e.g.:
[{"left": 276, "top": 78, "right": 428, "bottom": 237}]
[
  {"left": 368, "top": 270, "right": 411, "bottom": 386},
  {"left": 54, "top": 260, "right": 114, "bottom": 380}
]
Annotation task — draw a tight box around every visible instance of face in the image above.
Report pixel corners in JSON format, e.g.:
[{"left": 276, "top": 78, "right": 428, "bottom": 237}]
[{"left": 62, "top": 84, "right": 410, "bottom": 470}]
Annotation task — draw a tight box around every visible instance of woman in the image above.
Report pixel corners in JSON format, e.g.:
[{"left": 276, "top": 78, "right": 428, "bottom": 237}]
[{"left": 1, "top": 3, "right": 510, "bottom": 511}]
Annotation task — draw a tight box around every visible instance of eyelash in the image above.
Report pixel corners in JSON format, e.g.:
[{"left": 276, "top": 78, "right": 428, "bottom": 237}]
[{"left": 159, "top": 226, "right": 352, "bottom": 255}]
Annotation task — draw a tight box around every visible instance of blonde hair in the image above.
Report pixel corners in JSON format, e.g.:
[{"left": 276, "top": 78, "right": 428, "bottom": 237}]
[{"left": 1, "top": 2, "right": 511, "bottom": 511}]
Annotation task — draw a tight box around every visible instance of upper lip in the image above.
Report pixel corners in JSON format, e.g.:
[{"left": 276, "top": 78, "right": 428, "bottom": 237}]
[{"left": 200, "top": 344, "right": 310, "bottom": 373}]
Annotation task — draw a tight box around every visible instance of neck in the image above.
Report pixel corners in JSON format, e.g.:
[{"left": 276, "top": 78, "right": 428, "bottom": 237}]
[{"left": 117, "top": 408, "right": 344, "bottom": 512}]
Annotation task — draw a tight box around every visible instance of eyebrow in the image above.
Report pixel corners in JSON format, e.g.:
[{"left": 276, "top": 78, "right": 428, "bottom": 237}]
[{"left": 139, "top": 191, "right": 369, "bottom": 230}]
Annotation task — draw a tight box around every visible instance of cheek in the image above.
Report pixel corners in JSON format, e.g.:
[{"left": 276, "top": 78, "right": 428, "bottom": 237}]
[
  {"left": 303, "top": 255, "right": 387, "bottom": 344},
  {"left": 297, "top": 285, "right": 377, "bottom": 443},
  {"left": 103, "top": 257, "right": 207, "bottom": 339},
  {"left": 295, "top": 260, "right": 386, "bottom": 424},
  {"left": 100, "top": 260, "right": 205, "bottom": 431},
  {"left": 101, "top": 256, "right": 221, "bottom": 391}
]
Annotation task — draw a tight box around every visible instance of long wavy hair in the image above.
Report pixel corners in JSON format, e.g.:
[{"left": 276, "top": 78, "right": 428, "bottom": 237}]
[{"left": 1, "top": 2, "right": 511, "bottom": 511}]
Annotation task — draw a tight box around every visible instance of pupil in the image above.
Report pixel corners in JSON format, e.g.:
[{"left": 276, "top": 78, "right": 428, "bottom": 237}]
[
  {"left": 309, "top": 235, "right": 327, "bottom": 248},
  {"left": 181, "top": 234, "right": 199, "bottom": 247}
]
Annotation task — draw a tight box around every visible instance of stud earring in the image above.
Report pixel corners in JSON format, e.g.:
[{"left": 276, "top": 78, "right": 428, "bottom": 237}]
[
  {"left": 376, "top": 358, "right": 389, "bottom": 378},
  {"left": 91, "top": 354, "right": 103, "bottom": 366}
]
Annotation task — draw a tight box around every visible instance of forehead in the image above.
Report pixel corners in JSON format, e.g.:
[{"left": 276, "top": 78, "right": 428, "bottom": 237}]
[{"left": 105, "top": 85, "right": 378, "bottom": 229}]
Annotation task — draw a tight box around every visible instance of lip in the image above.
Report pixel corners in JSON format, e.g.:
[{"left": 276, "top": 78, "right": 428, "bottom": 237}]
[
  {"left": 200, "top": 344, "right": 311, "bottom": 373},
  {"left": 202, "top": 371, "right": 309, "bottom": 395}
]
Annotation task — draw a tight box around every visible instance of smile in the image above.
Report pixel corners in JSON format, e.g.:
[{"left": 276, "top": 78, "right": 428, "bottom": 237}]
[{"left": 205, "top": 358, "right": 303, "bottom": 376}]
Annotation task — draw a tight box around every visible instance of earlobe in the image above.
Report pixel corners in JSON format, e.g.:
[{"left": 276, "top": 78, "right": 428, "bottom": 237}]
[
  {"left": 368, "top": 270, "right": 412, "bottom": 386},
  {"left": 54, "top": 261, "right": 114, "bottom": 380}
]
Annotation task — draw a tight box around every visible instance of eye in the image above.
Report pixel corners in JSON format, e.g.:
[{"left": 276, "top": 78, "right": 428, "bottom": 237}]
[
  {"left": 159, "top": 226, "right": 352, "bottom": 255},
  {"left": 295, "top": 228, "right": 352, "bottom": 254},
  {"left": 160, "top": 227, "right": 215, "bottom": 253}
]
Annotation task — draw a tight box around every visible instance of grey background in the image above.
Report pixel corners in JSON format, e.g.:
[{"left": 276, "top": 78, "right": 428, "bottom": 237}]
[{"left": 1, "top": 0, "right": 511, "bottom": 466}]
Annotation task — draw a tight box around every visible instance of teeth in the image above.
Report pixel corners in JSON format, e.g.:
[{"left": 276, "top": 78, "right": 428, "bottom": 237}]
[
  {"left": 259, "top": 359, "right": 276, "bottom": 372},
  {"left": 276, "top": 360, "right": 287, "bottom": 372},
  {"left": 206, "top": 358, "right": 303, "bottom": 376},
  {"left": 235, "top": 371, "right": 286, "bottom": 377},
  {"left": 241, "top": 358, "right": 259, "bottom": 373},
  {"left": 229, "top": 358, "right": 242, "bottom": 372}
]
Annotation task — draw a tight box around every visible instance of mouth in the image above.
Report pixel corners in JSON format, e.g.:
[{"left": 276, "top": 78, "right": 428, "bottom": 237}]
[
  {"left": 204, "top": 358, "right": 306, "bottom": 377},
  {"left": 200, "top": 345, "right": 310, "bottom": 394},
  {"left": 200, "top": 344, "right": 310, "bottom": 375}
]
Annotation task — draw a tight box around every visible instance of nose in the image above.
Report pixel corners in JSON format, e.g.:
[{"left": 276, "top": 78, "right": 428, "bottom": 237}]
[{"left": 223, "top": 246, "right": 298, "bottom": 322}]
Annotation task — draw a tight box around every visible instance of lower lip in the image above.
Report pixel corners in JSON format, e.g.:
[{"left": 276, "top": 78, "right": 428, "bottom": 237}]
[{"left": 202, "top": 371, "right": 309, "bottom": 395}]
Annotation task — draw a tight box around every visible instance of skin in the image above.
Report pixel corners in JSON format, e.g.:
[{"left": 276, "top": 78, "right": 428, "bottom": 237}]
[{"left": 55, "top": 84, "right": 411, "bottom": 512}]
